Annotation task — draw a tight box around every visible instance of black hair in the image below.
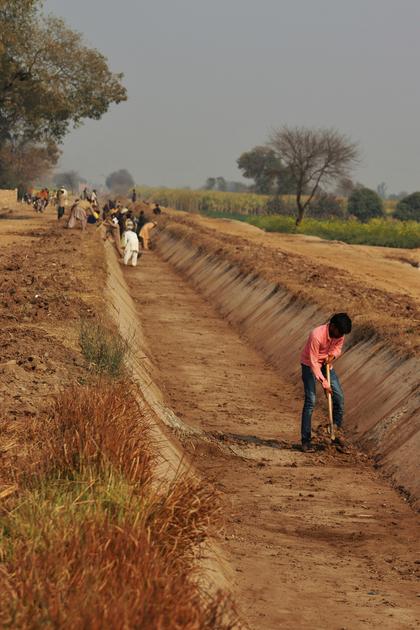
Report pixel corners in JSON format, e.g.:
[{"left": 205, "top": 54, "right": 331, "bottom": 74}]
[{"left": 330, "top": 313, "right": 352, "bottom": 335}]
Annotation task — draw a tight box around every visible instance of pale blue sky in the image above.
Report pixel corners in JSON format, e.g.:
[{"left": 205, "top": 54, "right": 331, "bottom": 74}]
[{"left": 45, "top": 0, "right": 420, "bottom": 193}]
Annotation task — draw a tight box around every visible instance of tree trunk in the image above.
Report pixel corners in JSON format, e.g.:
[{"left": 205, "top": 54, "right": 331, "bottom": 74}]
[{"left": 295, "top": 196, "right": 305, "bottom": 226}]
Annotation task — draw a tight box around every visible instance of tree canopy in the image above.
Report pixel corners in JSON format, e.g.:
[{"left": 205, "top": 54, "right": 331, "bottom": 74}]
[
  {"left": 0, "top": 0, "right": 127, "bottom": 187},
  {"left": 237, "top": 146, "right": 296, "bottom": 195},
  {"left": 0, "top": 140, "right": 59, "bottom": 193}
]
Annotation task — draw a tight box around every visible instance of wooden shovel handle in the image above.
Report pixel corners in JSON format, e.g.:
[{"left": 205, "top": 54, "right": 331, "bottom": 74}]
[{"left": 326, "top": 364, "right": 335, "bottom": 440}]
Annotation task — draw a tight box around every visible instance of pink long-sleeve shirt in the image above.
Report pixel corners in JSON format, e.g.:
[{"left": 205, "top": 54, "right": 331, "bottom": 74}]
[{"left": 301, "top": 324, "right": 344, "bottom": 389}]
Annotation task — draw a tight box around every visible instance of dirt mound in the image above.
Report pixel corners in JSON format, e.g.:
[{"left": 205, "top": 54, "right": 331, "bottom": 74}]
[{"left": 0, "top": 216, "right": 106, "bottom": 478}]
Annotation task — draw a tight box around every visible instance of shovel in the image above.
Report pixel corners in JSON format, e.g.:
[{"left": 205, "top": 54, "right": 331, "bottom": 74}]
[{"left": 326, "top": 363, "right": 335, "bottom": 442}]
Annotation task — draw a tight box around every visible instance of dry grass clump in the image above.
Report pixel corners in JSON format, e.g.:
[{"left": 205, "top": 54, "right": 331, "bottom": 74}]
[
  {"left": 28, "top": 382, "right": 154, "bottom": 487},
  {"left": 80, "top": 319, "right": 128, "bottom": 377},
  {"left": 0, "top": 516, "right": 237, "bottom": 629},
  {"left": 0, "top": 382, "right": 239, "bottom": 629}
]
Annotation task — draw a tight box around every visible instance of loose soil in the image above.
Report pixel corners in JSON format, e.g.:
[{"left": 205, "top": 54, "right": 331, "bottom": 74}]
[
  {"left": 124, "top": 248, "right": 420, "bottom": 630},
  {"left": 0, "top": 206, "right": 107, "bottom": 483}
]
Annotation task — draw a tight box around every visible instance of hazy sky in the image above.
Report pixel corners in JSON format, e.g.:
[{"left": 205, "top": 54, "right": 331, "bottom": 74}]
[{"left": 45, "top": 0, "right": 420, "bottom": 193}]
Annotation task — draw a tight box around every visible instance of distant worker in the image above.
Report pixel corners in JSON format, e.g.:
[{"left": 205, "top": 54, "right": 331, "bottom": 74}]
[
  {"left": 57, "top": 187, "right": 68, "bottom": 220},
  {"left": 67, "top": 199, "right": 87, "bottom": 230},
  {"left": 131, "top": 188, "right": 137, "bottom": 203},
  {"left": 39, "top": 188, "right": 49, "bottom": 210},
  {"left": 300, "top": 313, "right": 352, "bottom": 452},
  {"left": 136, "top": 210, "right": 149, "bottom": 235},
  {"left": 122, "top": 220, "right": 140, "bottom": 266},
  {"left": 139, "top": 221, "right": 157, "bottom": 251},
  {"left": 153, "top": 202, "right": 161, "bottom": 215},
  {"left": 102, "top": 210, "right": 123, "bottom": 256},
  {"left": 87, "top": 205, "right": 100, "bottom": 224}
]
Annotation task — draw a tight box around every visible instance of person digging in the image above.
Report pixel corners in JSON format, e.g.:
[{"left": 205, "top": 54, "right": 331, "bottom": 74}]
[{"left": 300, "top": 313, "right": 352, "bottom": 453}]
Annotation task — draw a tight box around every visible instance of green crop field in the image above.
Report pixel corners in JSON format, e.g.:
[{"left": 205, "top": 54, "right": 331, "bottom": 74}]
[
  {"left": 137, "top": 187, "right": 420, "bottom": 249},
  {"left": 246, "top": 215, "right": 420, "bottom": 249}
]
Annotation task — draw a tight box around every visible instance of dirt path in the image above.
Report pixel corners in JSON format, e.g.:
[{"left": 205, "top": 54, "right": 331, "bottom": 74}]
[{"left": 124, "top": 250, "right": 420, "bottom": 630}]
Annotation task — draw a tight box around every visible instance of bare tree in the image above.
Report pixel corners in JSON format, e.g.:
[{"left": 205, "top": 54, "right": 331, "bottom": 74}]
[{"left": 269, "top": 126, "right": 359, "bottom": 224}]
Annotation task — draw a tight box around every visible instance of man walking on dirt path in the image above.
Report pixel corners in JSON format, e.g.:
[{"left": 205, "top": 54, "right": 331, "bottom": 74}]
[
  {"left": 300, "top": 313, "right": 352, "bottom": 452},
  {"left": 122, "top": 220, "right": 140, "bottom": 266}
]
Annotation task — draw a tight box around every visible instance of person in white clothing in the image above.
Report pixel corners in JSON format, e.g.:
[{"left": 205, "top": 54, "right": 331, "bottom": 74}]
[{"left": 122, "top": 222, "right": 140, "bottom": 266}]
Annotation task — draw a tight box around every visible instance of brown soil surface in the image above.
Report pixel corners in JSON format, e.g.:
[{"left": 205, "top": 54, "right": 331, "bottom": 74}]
[
  {"left": 161, "top": 211, "right": 420, "bottom": 355},
  {"left": 124, "top": 248, "right": 420, "bottom": 630},
  {"left": 2, "top": 205, "right": 419, "bottom": 628},
  {"left": 0, "top": 206, "right": 106, "bottom": 483}
]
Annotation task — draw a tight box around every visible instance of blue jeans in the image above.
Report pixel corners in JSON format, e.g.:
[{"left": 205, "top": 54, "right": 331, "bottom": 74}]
[{"left": 301, "top": 364, "right": 344, "bottom": 444}]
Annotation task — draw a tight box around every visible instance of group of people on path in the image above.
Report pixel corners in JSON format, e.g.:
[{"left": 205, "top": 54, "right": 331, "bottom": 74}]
[
  {"left": 101, "top": 202, "right": 160, "bottom": 266},
  {"left": 23, "top": 184, "right": 162, "bottom": 265},
  {"left": 51, "top": 188, "right": 162, "bottom": 267}
]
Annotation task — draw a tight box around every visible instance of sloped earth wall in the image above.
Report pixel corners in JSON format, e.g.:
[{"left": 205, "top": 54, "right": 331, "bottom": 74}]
[{"left": 156, "top": 229, "right": 420, "bottom": 510}]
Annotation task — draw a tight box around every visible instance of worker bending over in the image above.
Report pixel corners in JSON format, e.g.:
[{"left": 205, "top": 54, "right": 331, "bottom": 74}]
[
  {"left": 139, "top": 221, "right": 157, "bottom": 250},
  {"left": 300, "top": 313, "right": 352, "bottom": 452}
]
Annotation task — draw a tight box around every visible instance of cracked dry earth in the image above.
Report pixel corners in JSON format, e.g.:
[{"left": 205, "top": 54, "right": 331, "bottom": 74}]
[{"left": 123, "top": 248, "right": 420, "bottom": 630}]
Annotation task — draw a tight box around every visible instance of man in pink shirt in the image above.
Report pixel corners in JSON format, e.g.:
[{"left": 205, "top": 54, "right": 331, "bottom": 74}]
[{"left": 300, "top": 313, "right": 352, "bottom": 452}]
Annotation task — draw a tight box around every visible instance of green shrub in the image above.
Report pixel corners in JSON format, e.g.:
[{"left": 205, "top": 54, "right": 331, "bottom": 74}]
[
  {"left": 248, "top": 215, "right": 297, "bottom": 233},
  {"left": 307, "top": 193, "right": 346, "bottom": 219},
  {"left": 79, "top": 319, "right": 128, "bottom": 377},
  {"left": 246, "top": 215, "right": 420, "bottom": 248},
  {"left": 394, "top": 193, "right": 420, "bottom": 222},
  {"left": 348, "top": 187, "right": 384, "bottom": 222}
]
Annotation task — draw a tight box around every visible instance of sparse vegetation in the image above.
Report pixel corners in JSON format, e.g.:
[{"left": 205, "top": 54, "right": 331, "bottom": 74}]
[
  {"left": 79, "top": 319, "right": 129, "bottom": 377},
  {"left": 0, "top": 382, "right": 238, "bottom": 629}
]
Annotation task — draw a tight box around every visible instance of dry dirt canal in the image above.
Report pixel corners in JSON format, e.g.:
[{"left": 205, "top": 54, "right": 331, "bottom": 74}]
[{"left": 123, "top": 249, "right": 420, "bottom": 630}]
